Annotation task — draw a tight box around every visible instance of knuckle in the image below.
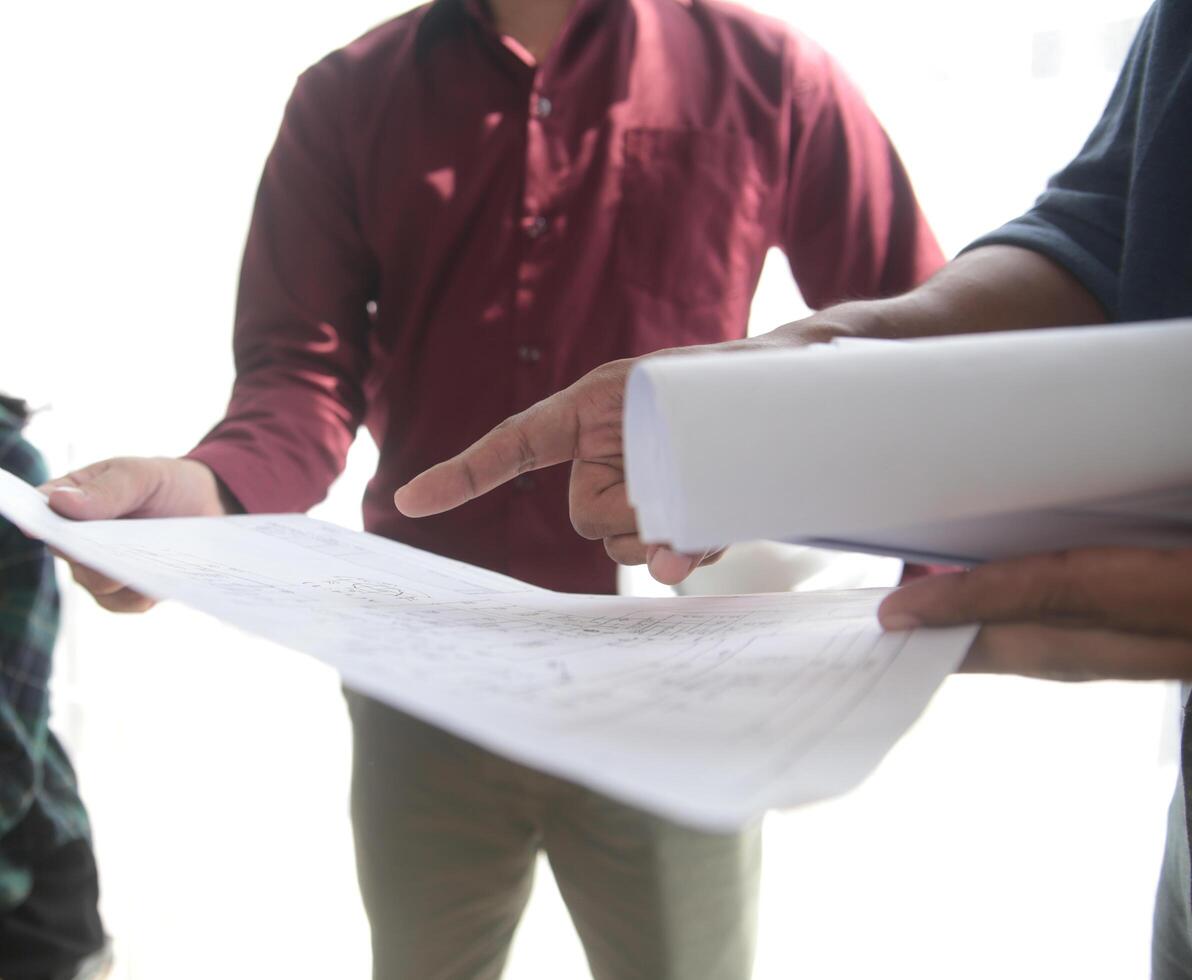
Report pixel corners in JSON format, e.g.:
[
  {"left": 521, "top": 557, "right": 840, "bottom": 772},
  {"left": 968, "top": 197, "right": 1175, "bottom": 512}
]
[
  {"left": 458, "top": 461, "right": 479, "bottom": 503},
  {"left": 512, "top": 426, "right": 537, "bottom": 475},
  {"left": 98, "top": 590, "right": 154, "bottom": 614},
  {"left": 1033, "top": 551, "right": 1087, "bottom": 620},
  {"left": 604, "top": 535, "right": 646, "bottom": 566},
  {"left": 571, "top": 510, "right": 604, "bottom": 540},
  {"left": 72, "top": 564, "right": 121, "bottom": 597},
  {"left": 699, "top": 548, "right": 726, "bottom": 568},
  {"left": 488, "top": 416, "right": 537, "bottom": 476}
]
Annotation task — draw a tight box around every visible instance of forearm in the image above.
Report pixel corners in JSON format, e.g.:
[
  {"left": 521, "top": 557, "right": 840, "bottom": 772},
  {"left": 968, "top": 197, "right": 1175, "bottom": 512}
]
[
  {"left": 772, "top": 244, "right": 1109, "bottom": 345},
  {"left": 188, "top": 371, "right": 360, "bottom": 515},
  {"left": 181, "top": 457, "right": 243, "bottom": 515}
]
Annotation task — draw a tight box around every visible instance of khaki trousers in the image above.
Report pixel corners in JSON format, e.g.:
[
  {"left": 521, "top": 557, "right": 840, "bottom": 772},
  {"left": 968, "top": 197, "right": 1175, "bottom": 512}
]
[{"left": 345, "top": 691, "right": 761, "bottom": 980}]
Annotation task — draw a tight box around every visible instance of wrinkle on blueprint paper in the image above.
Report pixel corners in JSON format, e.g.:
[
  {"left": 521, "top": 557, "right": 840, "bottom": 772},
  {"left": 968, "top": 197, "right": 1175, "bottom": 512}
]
[{"left": 0, "top": 470, "right": 974, "bottom": 831}]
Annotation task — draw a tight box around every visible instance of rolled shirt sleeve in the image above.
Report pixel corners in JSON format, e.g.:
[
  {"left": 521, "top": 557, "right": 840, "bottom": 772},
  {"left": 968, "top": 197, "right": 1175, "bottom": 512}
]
[{"left": 188, "top": 55, "right": 377, "bottom": 514}]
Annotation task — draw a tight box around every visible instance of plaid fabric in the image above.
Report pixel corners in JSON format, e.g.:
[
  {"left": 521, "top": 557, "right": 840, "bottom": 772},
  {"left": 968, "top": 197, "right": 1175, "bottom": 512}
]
[{"left": 0, "top": 404, "right": 92, "bottom": 911}]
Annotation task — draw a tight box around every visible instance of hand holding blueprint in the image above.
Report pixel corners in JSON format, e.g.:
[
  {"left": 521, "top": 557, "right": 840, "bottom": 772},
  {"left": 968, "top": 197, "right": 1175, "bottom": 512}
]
[
  {"left": 625, "top": 320, "right": 1192, "bottom": 564},
  {"left": 0, "top": 470, "right": 973, "bottom": 830}
]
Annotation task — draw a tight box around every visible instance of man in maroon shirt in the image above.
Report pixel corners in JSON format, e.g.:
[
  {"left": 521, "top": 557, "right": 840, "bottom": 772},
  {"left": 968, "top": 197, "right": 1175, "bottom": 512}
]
[{"left": 46, "top": 0, "right": 941, "bottom": 975}]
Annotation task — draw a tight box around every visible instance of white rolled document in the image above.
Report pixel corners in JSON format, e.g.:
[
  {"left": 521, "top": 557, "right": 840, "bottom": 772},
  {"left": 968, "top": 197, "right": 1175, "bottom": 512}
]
[{"left": 624, "top": 320, "right": 1192, "bottom": 564}]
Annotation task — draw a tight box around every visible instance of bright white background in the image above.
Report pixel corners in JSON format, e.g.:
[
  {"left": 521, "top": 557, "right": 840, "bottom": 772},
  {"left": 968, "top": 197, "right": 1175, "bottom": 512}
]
[{"left": 0, "top": 0, "right": 1172, "bottom": 977}]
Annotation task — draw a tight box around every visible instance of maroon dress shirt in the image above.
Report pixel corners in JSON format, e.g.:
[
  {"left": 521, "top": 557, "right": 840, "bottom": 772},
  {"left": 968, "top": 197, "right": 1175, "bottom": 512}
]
[{"left": 189, "top": 0, "right": 944, "bottom": 594}]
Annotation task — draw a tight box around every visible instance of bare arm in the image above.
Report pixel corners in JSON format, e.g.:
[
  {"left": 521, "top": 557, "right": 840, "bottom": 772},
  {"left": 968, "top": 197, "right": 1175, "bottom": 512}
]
[{"left": 796, "top": 243, "right": 1107, "bottom": 343}]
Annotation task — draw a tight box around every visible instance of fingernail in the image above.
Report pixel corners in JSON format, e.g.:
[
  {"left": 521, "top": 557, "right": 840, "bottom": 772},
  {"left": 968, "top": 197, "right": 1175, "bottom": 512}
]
[
  {"left": 881, "top": 613, "right": 922, "bottom": 631},
  {"left": 51, "top": 486, "right": 87, "bottom": 497}
]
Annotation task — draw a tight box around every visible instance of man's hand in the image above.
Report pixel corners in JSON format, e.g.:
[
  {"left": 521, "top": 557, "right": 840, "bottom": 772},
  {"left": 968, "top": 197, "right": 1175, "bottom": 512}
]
[
  {"left": 878, "top": 548, "right": 1192, "bottom": 681},
  {"left": 394, "top": 313, "right": 884, "bottom": 584},
  {"left": 41, "top": 457, "right": 234, "bottom": 612},
  {"left": 390, "top": 319, "right": 820, "bottom": 584},
  {"left": 394, "top": 316, "right": 889, "bottom": 583},
  {"left": 394, "top": 358, "right": 715, "bottom": 584}
]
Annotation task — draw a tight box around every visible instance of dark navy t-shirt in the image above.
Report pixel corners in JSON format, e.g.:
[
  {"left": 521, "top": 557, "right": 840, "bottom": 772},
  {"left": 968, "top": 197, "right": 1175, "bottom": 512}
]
[
  {"left": 973, "top": 8, "right": 1192, "bottom": 971},
  {"left": 973, "top": 0, "right": 1192, "bottom": 321}
]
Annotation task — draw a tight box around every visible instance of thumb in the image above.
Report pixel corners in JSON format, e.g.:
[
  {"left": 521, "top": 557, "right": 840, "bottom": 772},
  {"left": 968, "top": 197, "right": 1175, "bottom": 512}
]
[
  {"left": 646, "top": 546, "right": 707, "bottom": 586},
  {"left": 42, "top": 458, "right": 159, "bottom": 521}
]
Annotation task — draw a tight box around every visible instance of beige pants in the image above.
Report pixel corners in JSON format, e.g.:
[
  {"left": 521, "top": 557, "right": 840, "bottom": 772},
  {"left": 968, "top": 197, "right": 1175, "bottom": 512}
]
[{"left": 345, "top": 691, "right": 761, "bottom": 980}]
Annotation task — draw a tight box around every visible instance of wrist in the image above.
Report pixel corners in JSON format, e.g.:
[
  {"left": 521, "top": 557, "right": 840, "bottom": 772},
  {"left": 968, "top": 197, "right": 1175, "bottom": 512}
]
[
  {"left": 168, "top": 458, "right": 241, "bottom": 516},
  {"left": 767, "top": 298, "right": 900, "bottom": 348}
]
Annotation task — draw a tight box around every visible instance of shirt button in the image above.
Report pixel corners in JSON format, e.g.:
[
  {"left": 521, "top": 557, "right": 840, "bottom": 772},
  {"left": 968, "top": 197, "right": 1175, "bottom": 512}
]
[
  {"left": 533, "top": 94, "right": 553, "bottom": 119},
  {"left": 514, "top": 474, "right": 535, "bottom": 491},
  {"left": 525, "top": 215, "right": 548, "bottom": 239},
  {"left": 517, "top": 344, "right": 542, "bottom": 363}
]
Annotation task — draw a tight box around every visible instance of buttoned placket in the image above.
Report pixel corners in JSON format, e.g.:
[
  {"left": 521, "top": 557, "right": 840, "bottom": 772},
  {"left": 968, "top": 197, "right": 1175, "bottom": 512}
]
[
  {"left": 513, "top": 74, "right": 557, "bottom": 396},
  {"left": 477, "top": 0, "right": 606, "bottom": 580}
]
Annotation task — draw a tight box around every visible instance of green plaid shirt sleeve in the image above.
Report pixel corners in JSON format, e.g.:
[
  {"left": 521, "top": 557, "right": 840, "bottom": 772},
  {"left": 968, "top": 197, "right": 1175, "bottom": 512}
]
[{"left": 0, "top": 407, "right": 91, "bottom": 910}]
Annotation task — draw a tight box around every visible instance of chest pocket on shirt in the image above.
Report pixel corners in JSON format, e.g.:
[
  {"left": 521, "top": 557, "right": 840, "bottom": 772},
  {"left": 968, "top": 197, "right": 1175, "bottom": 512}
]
[{"left": 617, "top": 128, "right": 768, "bottom": 318}]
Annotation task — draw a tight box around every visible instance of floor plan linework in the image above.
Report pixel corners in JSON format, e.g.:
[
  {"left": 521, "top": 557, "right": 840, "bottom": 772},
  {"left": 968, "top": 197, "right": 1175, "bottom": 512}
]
[{"left": 0, "top": 469, "right": 974, "bottom": 830}]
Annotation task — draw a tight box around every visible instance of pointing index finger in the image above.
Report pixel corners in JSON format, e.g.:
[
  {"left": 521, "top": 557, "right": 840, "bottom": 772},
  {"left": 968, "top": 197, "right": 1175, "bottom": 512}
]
[{"left": 394, "top": 394, "right": 580, "bottom": 517}]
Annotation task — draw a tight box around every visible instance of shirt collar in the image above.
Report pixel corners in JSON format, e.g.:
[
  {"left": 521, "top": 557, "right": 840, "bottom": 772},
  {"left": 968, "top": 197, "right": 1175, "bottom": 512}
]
[
  {"left": 415, "top": 0, "right": 470, "bottom": 55},
  {"left": 415, "top": 0, "right": 631, "bottom": 57}
]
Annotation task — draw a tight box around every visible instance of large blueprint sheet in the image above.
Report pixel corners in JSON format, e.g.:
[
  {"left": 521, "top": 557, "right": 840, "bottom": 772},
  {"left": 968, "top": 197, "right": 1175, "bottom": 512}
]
[{"left": 0, "top": 470, "right": 973, "bottom": 830}]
